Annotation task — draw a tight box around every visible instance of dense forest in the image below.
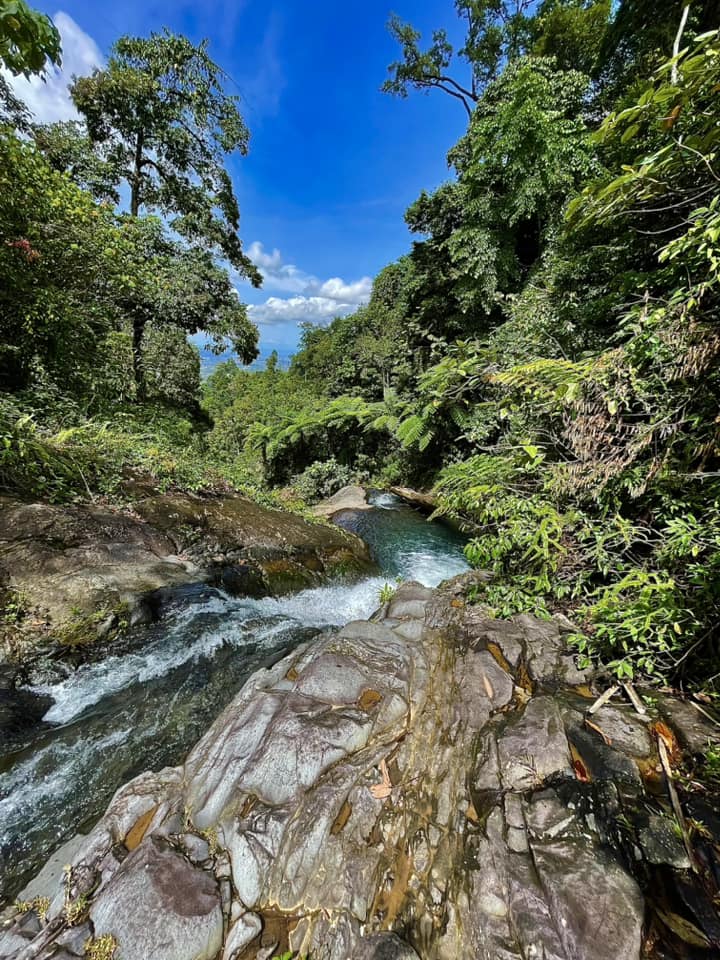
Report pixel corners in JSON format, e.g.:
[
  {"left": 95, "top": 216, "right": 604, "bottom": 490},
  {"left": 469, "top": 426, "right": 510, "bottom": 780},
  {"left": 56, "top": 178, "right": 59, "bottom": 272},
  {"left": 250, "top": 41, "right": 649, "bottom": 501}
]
[{"left": 2, "top": 0, "right": 720, "bottom": 692}]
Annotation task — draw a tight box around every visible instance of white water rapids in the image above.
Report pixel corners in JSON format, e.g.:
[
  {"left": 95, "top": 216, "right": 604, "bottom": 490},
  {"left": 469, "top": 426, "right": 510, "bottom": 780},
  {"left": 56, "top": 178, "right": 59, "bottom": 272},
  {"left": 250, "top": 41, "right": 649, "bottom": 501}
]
[{"left": 0, "top": 493, "right": 469, "bottom": 900}]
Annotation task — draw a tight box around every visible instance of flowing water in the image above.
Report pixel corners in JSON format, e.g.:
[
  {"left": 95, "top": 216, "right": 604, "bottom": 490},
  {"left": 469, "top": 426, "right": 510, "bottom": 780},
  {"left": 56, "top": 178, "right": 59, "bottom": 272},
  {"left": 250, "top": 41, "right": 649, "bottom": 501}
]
[{"left": 0, "top": 493, "right": 468, "bottom": 901}]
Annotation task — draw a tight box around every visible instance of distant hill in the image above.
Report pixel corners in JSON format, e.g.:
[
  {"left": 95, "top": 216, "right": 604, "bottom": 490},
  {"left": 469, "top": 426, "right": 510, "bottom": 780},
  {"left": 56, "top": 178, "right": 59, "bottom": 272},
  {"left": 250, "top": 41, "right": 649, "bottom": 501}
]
[{"left": 198, "top": 345, "right": 294, "bottom": 379}]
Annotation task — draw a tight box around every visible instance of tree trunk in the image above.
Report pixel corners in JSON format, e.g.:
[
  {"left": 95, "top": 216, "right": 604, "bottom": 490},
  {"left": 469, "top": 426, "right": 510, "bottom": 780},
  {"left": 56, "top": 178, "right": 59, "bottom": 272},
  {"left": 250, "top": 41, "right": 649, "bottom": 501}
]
[
  {"left": 130, "top": 129, "right": 145, "bottom": 396},
  {"left": 132, "top": 315, "right": 146, "bottom": 401},
  {"left": 130, "top": 130, "right": 144, "bottom": 218},
  {"left": 672, "top": 4, "right": 691, "bottom": 84}
]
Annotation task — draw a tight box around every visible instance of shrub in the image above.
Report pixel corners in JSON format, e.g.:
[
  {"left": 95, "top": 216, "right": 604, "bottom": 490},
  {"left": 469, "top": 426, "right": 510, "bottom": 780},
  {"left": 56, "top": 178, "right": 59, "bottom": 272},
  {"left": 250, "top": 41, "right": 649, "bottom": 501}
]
[{"left": 292, "top": 458, "right": 355, "bottom": 504}]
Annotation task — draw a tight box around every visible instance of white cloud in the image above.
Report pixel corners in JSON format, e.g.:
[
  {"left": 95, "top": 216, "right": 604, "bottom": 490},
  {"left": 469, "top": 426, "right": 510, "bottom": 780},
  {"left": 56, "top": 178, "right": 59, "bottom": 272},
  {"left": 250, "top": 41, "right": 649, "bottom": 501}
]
[
  {"left": 248, "top": 295, "right": 361, "bottom": 326},
  {"left": 245, "top": 242, "right": 372, "bottom": 325},
  {"left": 4, "top": 11, "right": 103, "bottom": 124},
  {"left": 317, "top": 276, "right": 373, "bottom": 302}
]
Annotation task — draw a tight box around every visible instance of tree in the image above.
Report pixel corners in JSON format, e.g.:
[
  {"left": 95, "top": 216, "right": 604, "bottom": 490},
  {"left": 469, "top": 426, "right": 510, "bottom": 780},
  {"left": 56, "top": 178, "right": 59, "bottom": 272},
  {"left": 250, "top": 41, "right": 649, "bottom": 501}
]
[
  {"left": 33, "top": 121, "right": 122, "bottom": 203},
  {"left": 0, "top": 0, "right": 60, "bottom": 76},
  {"left": 595, "top": 0, "right": 718, "bottom": 103},
  {"left": 0, "top": 132, "right": 130, "bottom": 392},
  {"left": 382, "top": 1, "right": 536, "bottom": 115},
  {"left": 115, "top": 216, "right": 259, "bottom": 374},
  {"left": 70, "top": 30, "right": 261, "bottom": 389},
  {"left": 1, "top": 0, "right": 61, "bottom": 129},
  {"left": 530, "top": 0, "right": 611, "bottom": 75}
]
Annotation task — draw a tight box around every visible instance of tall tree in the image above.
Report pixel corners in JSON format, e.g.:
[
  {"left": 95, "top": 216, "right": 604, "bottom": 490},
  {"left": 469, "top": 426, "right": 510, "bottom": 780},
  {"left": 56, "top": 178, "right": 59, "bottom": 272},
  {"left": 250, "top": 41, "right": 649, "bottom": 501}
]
[
  {"left": 70, "top": 30, "right": 261, "bottom": 390},
  {"left": 382, "top": 0, "right": 536, "bottom": 115}
]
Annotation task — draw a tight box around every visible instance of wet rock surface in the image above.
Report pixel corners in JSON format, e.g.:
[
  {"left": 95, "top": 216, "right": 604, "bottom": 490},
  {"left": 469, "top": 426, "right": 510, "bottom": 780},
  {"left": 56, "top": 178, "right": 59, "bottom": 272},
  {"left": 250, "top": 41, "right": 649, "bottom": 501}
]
[
  {"left": 2, "top": 574, "right": 718, "bottom": 959},
  {"left": 0, "top": 492, "right": 370, "bottom": 664}
]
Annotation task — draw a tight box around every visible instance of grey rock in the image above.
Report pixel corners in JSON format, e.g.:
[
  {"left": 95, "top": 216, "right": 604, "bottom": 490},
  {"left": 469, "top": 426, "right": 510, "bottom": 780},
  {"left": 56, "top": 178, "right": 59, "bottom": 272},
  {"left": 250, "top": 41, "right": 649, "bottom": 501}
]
[
  {"left": 657, "top": 695, "right": 718, "bottom": 754},
  {"left": 17, "top": 831, "right": 89, "bottom": 903},
  {"left": 638, "top": 814, "right": 692, "bottom": 868},
  {"left": 89, "top": 837, "right": 223, "bottom": 960},
  {"left": 357, "top": 932, "right": 421, "bottom": 959},
  {"left": 15, "top": 589, "right": 665, "bottom": 960},
  {"left": 312, "top": 485, "right": 371, "bottom": 518},
  {"left": 222, "top": 912, "right": 262, "bottom": 959}
]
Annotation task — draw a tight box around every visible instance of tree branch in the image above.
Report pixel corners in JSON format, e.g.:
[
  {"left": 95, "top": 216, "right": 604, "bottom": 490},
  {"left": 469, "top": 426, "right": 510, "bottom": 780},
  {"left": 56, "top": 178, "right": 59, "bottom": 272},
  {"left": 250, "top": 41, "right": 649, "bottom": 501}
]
[{"left": 672, "top": 3, "right": 691, "bottom": 83}]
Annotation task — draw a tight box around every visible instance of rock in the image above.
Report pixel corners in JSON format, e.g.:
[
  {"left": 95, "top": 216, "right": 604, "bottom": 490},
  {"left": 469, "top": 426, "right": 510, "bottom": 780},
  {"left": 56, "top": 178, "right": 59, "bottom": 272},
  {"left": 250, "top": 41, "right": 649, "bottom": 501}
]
[
  {"left": 357, "top": 933, "right": 421, "bottom": 958},
  {"left": 313, "top": 485, "right": 371, "bottom": 518},
  {"left": 638, "top": 813, "right": 692, "bottom": 868},
  {"left": 0, "top": 491, "right": 371, "bottom": 663},
  {"left": 222, "top": 913, "right": 262, "bottom": 959},
  {"left": 656, "top": 695, "right": 719, "bottom": 754},
  {"left": 16, "top": 831, "right": 89, "bottom": 903},
  {"left": 15, "top": 583, "right": 711, "bottom": 960},
  {"left": 89, "top": 837, "right": 223, "bottom": 960},
  {"left": 389, "top": 486, "right": 436, "bottom": 511},
  {"left": 134, "top": 491, "right": 371, "bottom": 584}
]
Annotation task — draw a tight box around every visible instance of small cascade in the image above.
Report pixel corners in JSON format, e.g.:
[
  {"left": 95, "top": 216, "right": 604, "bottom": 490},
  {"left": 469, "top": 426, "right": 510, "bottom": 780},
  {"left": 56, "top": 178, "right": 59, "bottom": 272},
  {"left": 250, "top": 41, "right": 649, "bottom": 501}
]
[{"left": 0, "top": 496, "right": 468, "bottom": 900}]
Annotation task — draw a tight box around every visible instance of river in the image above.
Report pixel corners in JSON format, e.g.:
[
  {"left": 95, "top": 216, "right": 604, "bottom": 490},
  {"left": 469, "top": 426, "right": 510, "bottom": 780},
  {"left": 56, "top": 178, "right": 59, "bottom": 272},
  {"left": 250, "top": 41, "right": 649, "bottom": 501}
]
[{"left": 0, "top": 492, "right": 468, "bottom": 902}]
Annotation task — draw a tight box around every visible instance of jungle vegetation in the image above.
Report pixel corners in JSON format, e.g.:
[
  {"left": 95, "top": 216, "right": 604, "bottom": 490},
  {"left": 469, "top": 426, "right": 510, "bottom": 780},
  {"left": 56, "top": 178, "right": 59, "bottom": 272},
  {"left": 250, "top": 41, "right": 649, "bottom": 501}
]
[{"left": 1, "top": 0, "right": 719, "bottom": 686}]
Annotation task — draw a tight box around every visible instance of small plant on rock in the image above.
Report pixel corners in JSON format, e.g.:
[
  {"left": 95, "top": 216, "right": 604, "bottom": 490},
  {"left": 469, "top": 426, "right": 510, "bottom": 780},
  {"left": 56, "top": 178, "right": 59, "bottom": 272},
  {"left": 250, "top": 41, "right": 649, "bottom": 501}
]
[
  {"left": 84, "top": 934, "right": 118, "bottom": 960},
  {"left": 378, "top": 582, "right": 396, "bottom": 604}
]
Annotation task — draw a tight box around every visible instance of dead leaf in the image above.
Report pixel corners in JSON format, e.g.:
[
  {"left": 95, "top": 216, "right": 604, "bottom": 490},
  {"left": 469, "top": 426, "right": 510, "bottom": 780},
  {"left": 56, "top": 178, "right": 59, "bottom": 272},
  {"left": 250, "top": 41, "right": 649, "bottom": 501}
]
[
  {"left": 482, "top": 673, "right": 494, "bottom": 700},
  {"left": 370, "top": 758, "right": 393, "bottom": 800},
  {"left": 570, "top": 743, "right": 591, "bottom": 782},
  {"left": 285, "top": 666, "right": 299, "bottom": 682},
  {"left": 573, "top": 758, "right": 590, "bottom": 782},
  {"left": 330, "top": 800, "right": 353, "bottom": 835},
  {"left": 466, "top": 802, "right": 479, "bottom": 823},
  {"left": 359, "top": 688, "right": 383, "bottom": 711},
  {"left": 663, "top": 103, "right": 682, "bottom": 130},
  {"left": 450, "top": 598, "right": 465, "bottom": 608},
  {"left": 585, "top": 717, "right": 612, "bottom": 745},
  {"left": 655, "top": 908, "right": 710, "bottom": 947},
  {"left": 652, "top": 721, "right": 680, "bottom": 760},
  {"left": 124, "top": 805, "right": 158, "bottom": 851}
]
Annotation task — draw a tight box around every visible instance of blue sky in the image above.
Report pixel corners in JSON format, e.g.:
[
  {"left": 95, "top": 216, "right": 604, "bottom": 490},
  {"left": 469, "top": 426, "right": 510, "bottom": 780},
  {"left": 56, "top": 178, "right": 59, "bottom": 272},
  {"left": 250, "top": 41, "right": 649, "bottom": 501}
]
[{"left": 10, "top": 1, "right": 469, "bottom": 359}]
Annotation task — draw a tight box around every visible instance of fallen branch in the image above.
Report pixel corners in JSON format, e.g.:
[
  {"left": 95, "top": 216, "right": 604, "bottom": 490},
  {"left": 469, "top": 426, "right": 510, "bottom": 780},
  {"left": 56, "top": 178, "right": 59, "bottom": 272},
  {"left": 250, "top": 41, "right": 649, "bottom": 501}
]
[
  {"left": 587, "top": 684, "right": 620, "bottom": 715},
  {"left": 623, "top": 682, "right": 648, "bottom": 716},
  {"left": 657, "top": 734, "right": 696, "bottom": 871}
]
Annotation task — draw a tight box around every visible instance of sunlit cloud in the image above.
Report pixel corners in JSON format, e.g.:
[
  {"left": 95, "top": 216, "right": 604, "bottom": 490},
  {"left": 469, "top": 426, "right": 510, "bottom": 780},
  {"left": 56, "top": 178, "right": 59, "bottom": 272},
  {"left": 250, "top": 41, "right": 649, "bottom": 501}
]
[
  {"left": 245, "top": 241, "right": 372, "bottom": 325},
  {"left": 3, "top": 11, "right": 103, "bottom": 124}
]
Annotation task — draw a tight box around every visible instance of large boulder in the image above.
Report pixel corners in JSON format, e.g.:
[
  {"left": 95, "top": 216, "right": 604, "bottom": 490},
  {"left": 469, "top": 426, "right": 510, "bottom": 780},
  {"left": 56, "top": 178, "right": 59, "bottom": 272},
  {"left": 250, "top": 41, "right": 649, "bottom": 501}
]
[
  {"left": 313, "top": 484, "right": 372, "bottom": 519},
  {"left": 3, "top": 578, "right": 718, "bottom": 959},
  {"left": 0, "top": 497, "right": 202, "bottom": 657},
  {"left": 0, "top": 492, "right": 370, "bottom": 663}
]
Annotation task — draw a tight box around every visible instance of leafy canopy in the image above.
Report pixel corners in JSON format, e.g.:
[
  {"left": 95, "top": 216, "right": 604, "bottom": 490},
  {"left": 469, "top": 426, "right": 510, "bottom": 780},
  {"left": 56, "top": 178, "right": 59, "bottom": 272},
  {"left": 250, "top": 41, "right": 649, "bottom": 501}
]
[
  {"left": 70, "top": 29, "right": 261, "bottom": 284},
  {"left": 0, "top": 0, "right": 60, "bottom": 76}
]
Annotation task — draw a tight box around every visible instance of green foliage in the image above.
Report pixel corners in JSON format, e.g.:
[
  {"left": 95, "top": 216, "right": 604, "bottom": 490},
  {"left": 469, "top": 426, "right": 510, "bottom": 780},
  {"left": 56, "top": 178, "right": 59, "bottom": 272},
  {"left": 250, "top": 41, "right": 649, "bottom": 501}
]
[
  {"left": 0, "top": 0, "right": 60, "bottom": 77},
  {"left": 370, "top": 27, "right": 720, "bottom": 686},
  {"left": 292, "top": 458, "right": 355, "bottom": 504},
  {"left": 70, "top": 29, "right": 261, "bottom": 280},
  {"left": 378, "top": 582, "right": 397, "bottom": 604},
  {"left": 531, "top": 0, "right": 611, "bottom": 74},
  {"left": 383, "top": 0, "right": 537, "bottom": 114},
  {"left": 0, "top": 131, "right": 130, "bottom": 393}
]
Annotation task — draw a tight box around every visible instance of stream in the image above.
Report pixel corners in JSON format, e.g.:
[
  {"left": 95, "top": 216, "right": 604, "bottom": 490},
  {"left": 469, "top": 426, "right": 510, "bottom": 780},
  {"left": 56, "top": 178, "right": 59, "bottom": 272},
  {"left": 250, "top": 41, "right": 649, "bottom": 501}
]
[{"left": 0, "top": 493, "right": 468, "bottom": 902}]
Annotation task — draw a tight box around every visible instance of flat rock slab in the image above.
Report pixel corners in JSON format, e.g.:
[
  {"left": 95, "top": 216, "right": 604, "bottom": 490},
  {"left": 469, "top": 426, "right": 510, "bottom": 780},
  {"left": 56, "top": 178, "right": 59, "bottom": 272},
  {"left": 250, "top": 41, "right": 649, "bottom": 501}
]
[
  {"left": 90, "top": 837, "right": 223, "bottom": 960},
  {"left": 0, "top": 497, "right": 202, "bottom": 629},
  {"left": 313, "top": 485, "right": 372, "bottom": 518},
  {"left": 0, "top": 491, "right": 371, "bottom": 661}
]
